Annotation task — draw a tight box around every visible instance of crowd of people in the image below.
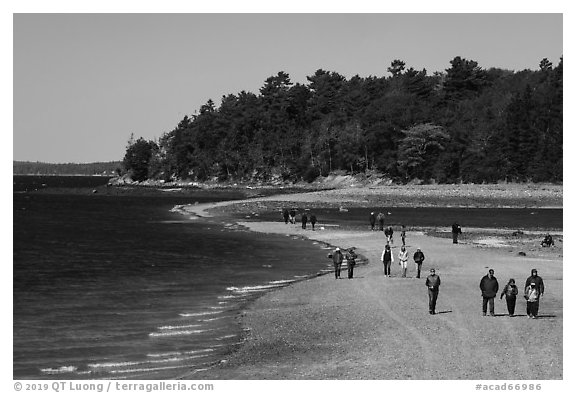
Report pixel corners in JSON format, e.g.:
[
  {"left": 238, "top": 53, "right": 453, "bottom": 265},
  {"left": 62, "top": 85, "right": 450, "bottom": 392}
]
[{"left": 283, "top": 207, "right": 550, "bottom": 318}]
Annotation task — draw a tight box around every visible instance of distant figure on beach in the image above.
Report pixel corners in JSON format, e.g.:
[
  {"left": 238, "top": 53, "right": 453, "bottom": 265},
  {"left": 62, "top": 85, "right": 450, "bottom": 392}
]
[
  {"left": 400, "top": 225, "right": 406, "bottom": 246},
  {"left": 398, "top": 245, "right": 409, "bottom": 278},
  {"left": 480, "top": 269, "right": 499, "bottom": 316},
  {"left": 500, "top": 278, "right": 519, "bottom": 317},
  {"left": 413, "top": 248, "right": 425, "bottom": 278},
  {"left": 369, "top": 212, "right": 376, "bottom": 231},
  {"left": 381, "top": 244, "right": 393, "bottom": 277},
  {"left": 425, "top": 268, "right": 441, "bottom": 315},
  {"left": 452, "top": 222, "right": 462, "bottom": 244},
  {"left": 282, "top": 208, "right": 290, "bottom": 224},
  {"left": 346, "top": 248, "right": 357, "bottom": 279},
  {"left": 524, "top": 269, "right": 544, "bottom": 318},
  {"left": 377, "top": 212, "right": 385, "bottom": 231},
  {"left": 541, "top": 233, "right": 554, "bottom": 247},
  {"left": 385, "top": 226, "right": 394, "bottom": 244},
  {"left": 332, "top": 247, "right": 344, "bottom": 279},
  {"left": 289, "top": 208, "right": 296, "bottom": 224},
  {"left": 310, "top": 214, "right": 317, "bottom": 231},
  {"left": 301, "top": 213, "right": 308, "bottom": 229}
]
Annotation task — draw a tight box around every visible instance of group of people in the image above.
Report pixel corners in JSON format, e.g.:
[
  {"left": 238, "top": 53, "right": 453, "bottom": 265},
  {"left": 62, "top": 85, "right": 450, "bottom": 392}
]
[
  {"left": 380, "top": 244, "right": 426, "bottom": 278},
  {"left": 480, "top": 268, "right": 545, "bottom": 318},
  {"left": 329, "top": 247, "right": 358, "bottom": 279},
  {"left": 541, "top": 233, "right": 554, "bottom": 247},
  {"left": 282, "top": 208, "right": 317, "bottom": 230},
  {"left": 339, "top": 216, "right": 548, "bottom": 318}
]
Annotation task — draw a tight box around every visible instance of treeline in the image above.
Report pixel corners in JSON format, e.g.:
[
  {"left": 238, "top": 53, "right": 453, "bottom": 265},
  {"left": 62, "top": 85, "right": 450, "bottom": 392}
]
[
  {"left": 123, "top": 56, "right": 563, "bottom": 184},
  {"left": 13, "top": 161, "right": 122, "bottom": 176}
]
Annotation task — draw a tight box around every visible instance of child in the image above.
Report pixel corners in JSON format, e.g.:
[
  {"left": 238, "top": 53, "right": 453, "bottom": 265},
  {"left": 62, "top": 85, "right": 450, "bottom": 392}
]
[
  {"left": 524, "top": 282, "right": 540, "bottom": 319},
  {"left": 500, "top": 278, "right": 519, "bottom": 317}
]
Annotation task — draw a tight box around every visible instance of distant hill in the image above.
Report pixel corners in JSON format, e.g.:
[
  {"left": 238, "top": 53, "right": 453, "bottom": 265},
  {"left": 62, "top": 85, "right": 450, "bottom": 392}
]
[{"left": 13, "top": 161, "right": 122, "bottom": 176}]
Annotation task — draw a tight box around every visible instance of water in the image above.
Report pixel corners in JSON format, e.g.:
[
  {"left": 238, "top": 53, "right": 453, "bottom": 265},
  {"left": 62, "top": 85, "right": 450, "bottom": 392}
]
[
  {"left": 248, "top": 206, "right": 562, "bottom": 232},
  {"left": 13, "top": 176, "right": 339, "bottom": 380},
  {"left": 13, "top": 177, "right": 562, "bottom": 380}
]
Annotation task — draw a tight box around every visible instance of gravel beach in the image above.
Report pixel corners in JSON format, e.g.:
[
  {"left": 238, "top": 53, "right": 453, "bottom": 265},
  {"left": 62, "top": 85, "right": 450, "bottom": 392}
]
[{"left": 176, "top": 185, "right": 563, "bottom": 380}]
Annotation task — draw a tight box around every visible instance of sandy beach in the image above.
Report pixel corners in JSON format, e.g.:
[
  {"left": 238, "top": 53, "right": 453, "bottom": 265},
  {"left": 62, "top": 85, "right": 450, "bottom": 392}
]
[{"left": 176, "top": 185, "right": 563, "bottom": 380}]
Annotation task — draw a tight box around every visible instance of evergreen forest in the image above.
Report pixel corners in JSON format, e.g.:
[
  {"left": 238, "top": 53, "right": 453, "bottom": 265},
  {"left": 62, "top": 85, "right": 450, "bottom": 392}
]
[{"left": 123, "top": 56, "right": 563, "bottom": 184}]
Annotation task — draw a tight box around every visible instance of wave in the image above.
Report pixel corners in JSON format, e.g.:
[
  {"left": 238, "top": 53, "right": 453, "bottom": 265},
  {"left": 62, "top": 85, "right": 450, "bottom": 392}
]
[
  {"left": 157, "top": 324, "right": 202, "bottom": 330},
  {"left": 109, "top": 362, "right": 213, "bottom": 375},
  {"left": 147, "top": 348, "right": 214, "bottom": 358},
  {"left": 214, "top": 334, "right": 238, "bottom": 341},
  {"left": 199, "top": 316, "right": 232, "bottom": 322},
  {"left": 149, "top": 329, "right": 212, "bottom": 337},
  {"left": 179, "top": 310, "right": 224, "bottom": 317},
  {"left": 226, "top": 283, "right": 290, "bottom": 293},
  {"left": 268, "top": 279, "right": 296, "bottom": 285},
  {"left": 40, "top": 366, "right": 77, "bottom": 375},
  {"left": 89, "top": 353, "right": 213, "bottom": 370}
]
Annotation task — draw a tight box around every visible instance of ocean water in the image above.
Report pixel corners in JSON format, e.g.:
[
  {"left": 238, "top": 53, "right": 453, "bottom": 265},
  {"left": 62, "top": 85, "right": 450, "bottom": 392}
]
[
  {"left": 13, "top": 177, "right": 340, "bottom": 380},
  {"left": 13, "top": 177, "right": 562, "bottom": 380},
  {"left": 248, "top": 206, "right": 563, "bottom": 232}
]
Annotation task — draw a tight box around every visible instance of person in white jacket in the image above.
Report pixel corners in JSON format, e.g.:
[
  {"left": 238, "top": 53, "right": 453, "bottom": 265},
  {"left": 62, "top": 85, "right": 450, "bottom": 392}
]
[
  {"left": 398, "top": 245, "right": 409, "bottom": 277},
  {"left": 381, "top": 244, "right": 394, "bottom": 277}
]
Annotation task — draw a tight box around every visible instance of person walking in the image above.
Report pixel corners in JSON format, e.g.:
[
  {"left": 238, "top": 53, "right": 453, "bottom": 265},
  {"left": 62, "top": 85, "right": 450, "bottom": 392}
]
[
  {"left": 301, "top": 212, "right": 308, "bottom": 229},
  {"left": 282, "top": 208, "right": 290, "bottom": 224},
  {"left": 332, "top": 247, "right": 343, "bottom": 279},
  {"left": 400, "top": 225, "right": 406, "bottom": 246},
  {"left": 413, "top": 248, "right": 425, "bottom": 278},
  {"left": 381, "top": 244, "right": 393, "bottom": 277},
  {"left": 310, "top": 214, "right": 317, "bottom": 231},
  {"left": 398, "top": 245, "right": 409, "bottom": 278},
  {"left": 385, "top": 226, "right": 394, "bottom": 245},
  {"left": 524, "top": 283, "right": 541, "bottom": 319},
  {"left": 369, "top": 212, "right": 376, "bottom": 231},
  {"left": 452, "top": 222, "right": 462, "bottom": 244},
  {"left": 425, "top": 268, "right": 441, "bottom": 315},
  {"left": 480, "top": 269, "right": 499, "bottom": 316},
  {"left": 346, "top": 248, "right": 357, "bottom": 279},
  {"left": 377, "top": 212, "right": 385, "bottom": 231},
  {"left": 500, "top": 278, "right": 519, "bottom": 317},
  {"left": 289, "top": 208, "right": 296, "bottom": 224},
  {"left": 524, "top": 269, "right": 544, "bottom": 318}
]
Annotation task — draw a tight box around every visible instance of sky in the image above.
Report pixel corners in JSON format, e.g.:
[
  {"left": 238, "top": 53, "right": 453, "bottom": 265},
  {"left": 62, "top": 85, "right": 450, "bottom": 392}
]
[{"left": 11, "top": 9, "right": 565, "bottom": 164}]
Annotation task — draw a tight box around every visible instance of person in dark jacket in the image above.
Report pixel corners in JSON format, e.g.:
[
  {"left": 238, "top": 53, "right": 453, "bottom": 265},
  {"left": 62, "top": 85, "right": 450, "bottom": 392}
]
[
  {"left": 310, "top": 214, "right": 317, "bottom": 231},
  {"left": 385, "top": 226, "right": 394, "bottom": 244},
  {"left": 480, "top": 269, "right": 499, "bottom": 316},
  {"left": 380, "top": 244, "right": 393, "bottom": 277},
  {"left": 500, "top": 278, "right": 519, "bottom": 317},
  {"left": 524, "top": 269, "right": 544, "bottom": 318},
  {"left": 452, "top": 222, "right": 462, "bottom": 244},
  {"left": 369, "top": 212, "right": 376, "bottom": 231},
  {"left": 346, "top": 248, "right": 357, "bottom": 279},
  {"left": 301, "top": 213, "right": 308, "bottom": 229},
  {"left": 331, "top": 248, "right": 343, "bottom": 279},
  {"left": 425, "top": 268, "right": 441, "bottom": 314},
  {"left": 282, "top": 208, "right": 290, "bottom": 224},
  {"left": 400, "top": 225, "right": 406, "bottom": 246},
  {"left": 377, "top": 212, "right": 385, "bottom": 231},
  {"left": 541, "top": 233, "right": 554, "bottom": 247},
  {"left": 413, "top": 248, "right": 425, "bottom": 278}
]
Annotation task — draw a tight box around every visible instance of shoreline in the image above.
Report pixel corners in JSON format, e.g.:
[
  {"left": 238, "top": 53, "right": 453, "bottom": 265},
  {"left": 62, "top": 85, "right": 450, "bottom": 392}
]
[{"left": 174, "top": 188, "right": 562, "bottom": 380}]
